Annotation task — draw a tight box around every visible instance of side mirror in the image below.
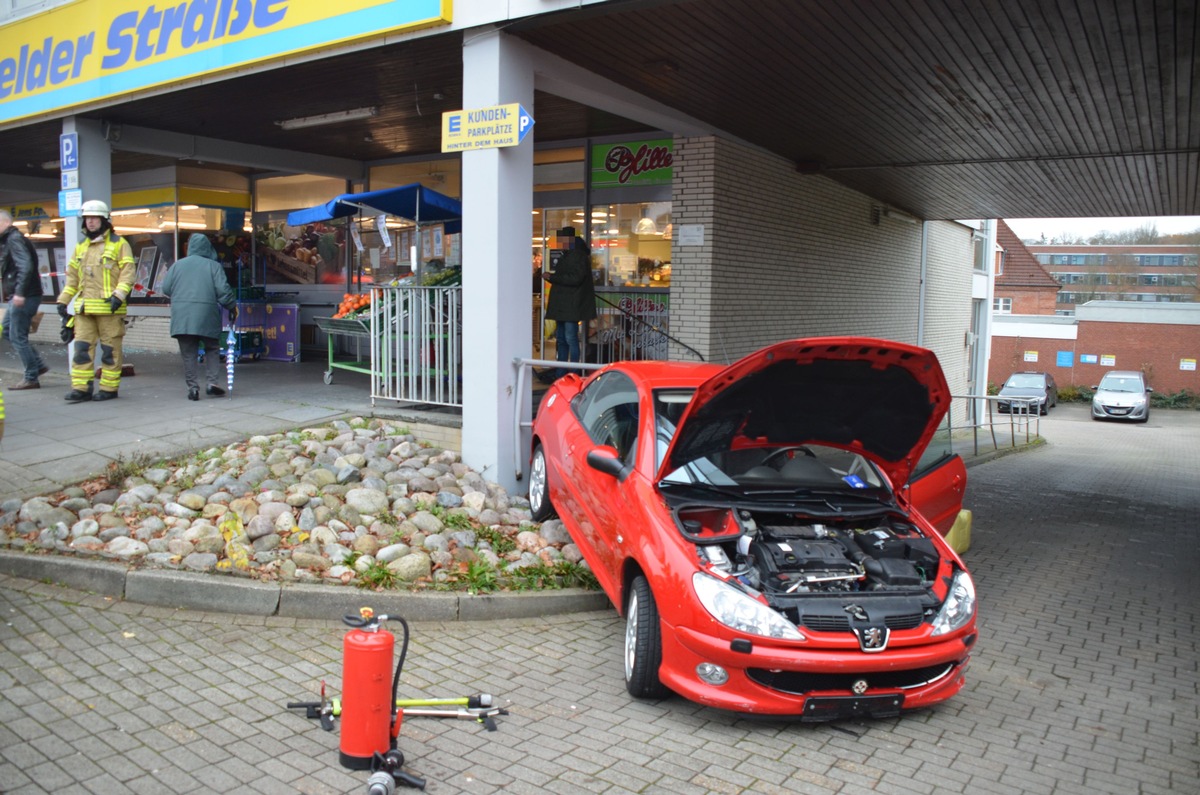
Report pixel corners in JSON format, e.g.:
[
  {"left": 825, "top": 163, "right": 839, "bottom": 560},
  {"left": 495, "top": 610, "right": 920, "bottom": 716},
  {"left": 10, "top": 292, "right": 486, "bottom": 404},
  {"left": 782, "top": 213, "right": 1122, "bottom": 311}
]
[
  {"left": 586, "top": 446, "right": 627, "bottom": 480},
  {"left": 1146, "top": 386, "right": 1153, "bottom": 393},
  {"left": 1091, "top": 385, "right": 1099, "bottom": 390}
]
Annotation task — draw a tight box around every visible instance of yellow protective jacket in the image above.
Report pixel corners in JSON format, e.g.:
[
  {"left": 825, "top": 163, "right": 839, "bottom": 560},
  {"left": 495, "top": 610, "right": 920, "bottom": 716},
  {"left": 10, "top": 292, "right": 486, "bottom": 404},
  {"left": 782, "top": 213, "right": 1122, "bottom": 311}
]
[{"left": 57, "top": 231, "right": 136, "bottom": 315}]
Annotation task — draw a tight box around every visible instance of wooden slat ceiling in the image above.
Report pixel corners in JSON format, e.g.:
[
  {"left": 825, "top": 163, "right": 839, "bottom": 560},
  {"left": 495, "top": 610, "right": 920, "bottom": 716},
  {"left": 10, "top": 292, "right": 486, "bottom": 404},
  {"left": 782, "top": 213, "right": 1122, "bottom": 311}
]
[{"left": 1, "top": 0, "right": 1195, "bottom": 221}]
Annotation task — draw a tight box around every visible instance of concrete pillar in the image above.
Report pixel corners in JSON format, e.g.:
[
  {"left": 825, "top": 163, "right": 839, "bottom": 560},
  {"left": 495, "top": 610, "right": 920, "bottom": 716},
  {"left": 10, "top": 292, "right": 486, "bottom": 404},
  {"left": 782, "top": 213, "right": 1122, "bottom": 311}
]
[
  {"left": 459, "top": 29, "right": 534, "bottom": 493},
  {"left": 61, "top": 117, "right": 111, "bottom": 250}
]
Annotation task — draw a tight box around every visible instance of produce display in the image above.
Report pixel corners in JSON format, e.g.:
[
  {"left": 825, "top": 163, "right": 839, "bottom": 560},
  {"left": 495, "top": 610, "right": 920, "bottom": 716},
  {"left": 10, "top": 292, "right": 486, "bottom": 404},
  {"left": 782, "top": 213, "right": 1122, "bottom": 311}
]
[
  {"left": 332, "top": 291, "right": 375, "bottom": 319},
  {"left": 255, "top": 222, "right": 328, "bottom": 269}
]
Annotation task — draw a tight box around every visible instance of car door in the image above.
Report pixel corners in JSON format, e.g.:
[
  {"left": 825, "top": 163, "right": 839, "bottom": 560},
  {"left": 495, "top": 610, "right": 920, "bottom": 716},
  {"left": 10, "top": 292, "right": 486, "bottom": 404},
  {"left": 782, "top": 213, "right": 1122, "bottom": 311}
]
[
  {"left": 562, "top": 372, "right": 640, "bottom": 587},
  {"left": 907, "top": 451, "right": 967, "bottom": 541}
]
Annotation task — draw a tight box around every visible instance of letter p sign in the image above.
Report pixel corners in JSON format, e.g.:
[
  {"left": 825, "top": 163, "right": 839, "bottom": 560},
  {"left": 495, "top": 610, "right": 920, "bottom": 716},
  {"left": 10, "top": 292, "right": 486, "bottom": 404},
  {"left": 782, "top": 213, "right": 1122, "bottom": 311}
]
[
  {"left": 517, "top": 104, "right": 535, "bottom": 144},
  {"left": 60, "top": 133, "right": 79, "bottom": 171}
]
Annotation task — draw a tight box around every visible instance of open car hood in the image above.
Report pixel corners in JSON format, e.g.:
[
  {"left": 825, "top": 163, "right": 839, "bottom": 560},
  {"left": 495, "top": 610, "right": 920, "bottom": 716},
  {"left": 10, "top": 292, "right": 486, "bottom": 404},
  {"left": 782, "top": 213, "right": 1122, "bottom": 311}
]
[{"left": 657, "top": 337, "right": 952, "bottom": 487}]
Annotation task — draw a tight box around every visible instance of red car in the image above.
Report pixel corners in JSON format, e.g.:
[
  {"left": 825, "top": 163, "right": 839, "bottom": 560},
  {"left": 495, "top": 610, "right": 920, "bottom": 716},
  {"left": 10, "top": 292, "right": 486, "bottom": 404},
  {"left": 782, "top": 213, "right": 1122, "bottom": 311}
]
[{"left": 529, "top": 337, "right": 977, "bottom": 720}]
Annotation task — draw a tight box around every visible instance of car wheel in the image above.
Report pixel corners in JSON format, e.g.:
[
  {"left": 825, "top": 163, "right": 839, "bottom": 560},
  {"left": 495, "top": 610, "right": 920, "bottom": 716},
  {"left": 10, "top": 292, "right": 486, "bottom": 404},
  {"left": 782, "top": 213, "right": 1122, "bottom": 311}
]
[
  {"left": 529, "top": 444, "right": 557, "bottom": 521},
  {"left": 624, "top": 575, "right": 670, "bottom": 699}
]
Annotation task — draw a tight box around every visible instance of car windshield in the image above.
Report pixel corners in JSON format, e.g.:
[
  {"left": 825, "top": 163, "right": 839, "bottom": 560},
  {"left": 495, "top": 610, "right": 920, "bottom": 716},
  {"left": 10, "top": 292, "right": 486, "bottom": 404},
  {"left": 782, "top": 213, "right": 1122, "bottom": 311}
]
[
  {"left": 1005, "top": 374, "right": 1045, "bottom": 388},
  {"left": 654, "top": 389, "right": 889, "bottom": 494},
  {"left": 1099, "top": 375, "right": 1143, "bottom": 393}
]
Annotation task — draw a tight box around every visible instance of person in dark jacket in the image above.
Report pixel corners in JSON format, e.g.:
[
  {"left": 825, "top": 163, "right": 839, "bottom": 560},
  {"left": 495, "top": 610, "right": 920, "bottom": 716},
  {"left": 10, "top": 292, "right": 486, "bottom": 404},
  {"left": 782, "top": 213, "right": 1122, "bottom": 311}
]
[
  {"left": 161, "top": 233, "right": 238, "bottom": 401},
  {"left": 0, "top": 210, "right": 48, "bottom": 390},
  {"left": 542, "top": 232, "right": 596, "bottom": 379}
]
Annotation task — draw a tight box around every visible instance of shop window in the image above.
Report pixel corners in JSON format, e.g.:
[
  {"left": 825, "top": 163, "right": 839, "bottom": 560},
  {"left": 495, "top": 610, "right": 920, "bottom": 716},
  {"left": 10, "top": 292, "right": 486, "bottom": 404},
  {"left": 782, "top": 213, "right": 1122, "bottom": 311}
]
[
  {"left": 590, "top": 201, "right": 672, "bottom": 288},
  {"left": 111, "top": 204, "right": 251, "bottom": 301}
]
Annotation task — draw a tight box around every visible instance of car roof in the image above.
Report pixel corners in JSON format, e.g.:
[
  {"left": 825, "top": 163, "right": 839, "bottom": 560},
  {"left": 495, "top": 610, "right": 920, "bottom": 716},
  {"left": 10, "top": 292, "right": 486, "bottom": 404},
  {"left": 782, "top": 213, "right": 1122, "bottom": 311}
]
[{"left": 596, "top": 360, "right": 722, "bottom": 391}]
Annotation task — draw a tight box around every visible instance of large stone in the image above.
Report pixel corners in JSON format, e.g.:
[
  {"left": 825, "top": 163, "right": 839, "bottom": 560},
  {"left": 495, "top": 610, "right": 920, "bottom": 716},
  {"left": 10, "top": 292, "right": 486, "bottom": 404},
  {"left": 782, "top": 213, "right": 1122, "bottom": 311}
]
[
  {"left": 107, "top": 536, "right": 149, "bottom": 558},
  {"left": 409, "top": 510, "right": 443, "bottom": 534},
  {"left": 291, "top": 551, "right": 331, "bottom": 572},
  {"left": 386, "top": 551, "right": 432, "bottom": 582},
  {"left": 345, "top": 488, "right": 389, "bottom": 515}
]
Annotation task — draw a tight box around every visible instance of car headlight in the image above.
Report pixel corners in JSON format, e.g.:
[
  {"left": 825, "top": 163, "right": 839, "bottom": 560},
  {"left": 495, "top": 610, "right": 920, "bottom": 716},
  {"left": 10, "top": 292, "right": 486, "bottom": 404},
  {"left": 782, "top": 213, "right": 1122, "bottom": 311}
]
[
  {"left": 692, "top": 572, "right": 805, "bottom": 640},
  {"left": 931, "top": 569, "right": 976, "bottom": 636}
]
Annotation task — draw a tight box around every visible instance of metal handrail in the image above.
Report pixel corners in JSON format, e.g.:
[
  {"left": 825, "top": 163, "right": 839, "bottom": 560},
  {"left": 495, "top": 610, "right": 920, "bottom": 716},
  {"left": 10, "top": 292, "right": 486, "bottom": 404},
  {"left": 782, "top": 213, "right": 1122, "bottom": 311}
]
[
  {"left": 944, "top": 393, "right": 1043, "bottom": 457},
  {"left": 512, "top": 357, "right": 605, "bottom": 482}
]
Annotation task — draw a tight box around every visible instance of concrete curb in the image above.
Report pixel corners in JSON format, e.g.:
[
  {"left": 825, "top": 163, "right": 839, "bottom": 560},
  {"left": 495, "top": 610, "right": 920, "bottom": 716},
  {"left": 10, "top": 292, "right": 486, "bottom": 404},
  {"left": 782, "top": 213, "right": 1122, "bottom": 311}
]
[{"left": 0, "top": 551, "right": 609, "bottom": 620}]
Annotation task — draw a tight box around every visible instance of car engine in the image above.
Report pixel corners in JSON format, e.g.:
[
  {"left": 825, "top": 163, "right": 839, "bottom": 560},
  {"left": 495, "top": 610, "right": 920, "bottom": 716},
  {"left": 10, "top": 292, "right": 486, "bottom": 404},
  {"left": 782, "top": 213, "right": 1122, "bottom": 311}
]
[
  {"left": 682, "top": 507, "right": 948, "bottom": 633},
  {"left": 683, "top": 507, "right": 942, "bottom": 595}
]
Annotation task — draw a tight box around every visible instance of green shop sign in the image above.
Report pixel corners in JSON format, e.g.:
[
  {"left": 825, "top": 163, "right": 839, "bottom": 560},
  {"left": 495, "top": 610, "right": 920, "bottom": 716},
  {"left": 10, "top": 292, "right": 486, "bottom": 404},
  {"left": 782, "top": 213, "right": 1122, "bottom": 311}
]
[{"left": 591, "top": 139, "right": 674, "bottom": 188}]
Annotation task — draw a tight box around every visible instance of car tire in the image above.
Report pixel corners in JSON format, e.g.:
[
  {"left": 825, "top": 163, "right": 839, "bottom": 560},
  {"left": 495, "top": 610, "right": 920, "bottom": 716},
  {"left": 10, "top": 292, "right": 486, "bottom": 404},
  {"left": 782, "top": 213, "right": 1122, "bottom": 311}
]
[
  {"left": 529, "top": 443, "right": 557, "bottom": 521},
  {"left": 625, "top": 575, "right": 670, "bottom": 700}
]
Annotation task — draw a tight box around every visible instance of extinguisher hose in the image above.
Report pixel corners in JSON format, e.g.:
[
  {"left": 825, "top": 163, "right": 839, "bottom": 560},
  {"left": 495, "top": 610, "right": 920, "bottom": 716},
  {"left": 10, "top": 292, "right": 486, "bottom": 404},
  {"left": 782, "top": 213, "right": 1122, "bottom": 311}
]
[{"left": 391, "top": 615, "right": 410, "bottom": 713}]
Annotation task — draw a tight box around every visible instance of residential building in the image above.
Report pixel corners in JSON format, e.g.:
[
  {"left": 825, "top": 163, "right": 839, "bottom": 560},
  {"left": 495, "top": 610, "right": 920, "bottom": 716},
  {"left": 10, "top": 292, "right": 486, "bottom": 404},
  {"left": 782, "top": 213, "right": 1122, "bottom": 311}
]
[
  {"left": 993, "top": 221, "right": 1060, "bottom": 315},
  {"left": 1025, "top": 244, "right": 1199, "bottom": 314}
]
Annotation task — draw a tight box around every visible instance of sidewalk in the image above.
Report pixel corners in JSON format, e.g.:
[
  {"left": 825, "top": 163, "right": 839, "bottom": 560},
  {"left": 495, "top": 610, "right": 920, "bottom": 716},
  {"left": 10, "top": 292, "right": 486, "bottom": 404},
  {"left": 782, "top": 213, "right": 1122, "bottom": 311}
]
[{"left": 0, "top": 343, "right": 461, "bottom": 502}]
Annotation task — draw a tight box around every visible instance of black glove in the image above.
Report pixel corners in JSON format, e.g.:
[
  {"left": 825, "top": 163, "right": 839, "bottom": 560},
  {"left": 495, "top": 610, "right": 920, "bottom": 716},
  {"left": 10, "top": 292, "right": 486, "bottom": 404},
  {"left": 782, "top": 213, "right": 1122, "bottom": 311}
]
[
  {"left": 57, "top": 303, "right": 68, "bottom": 318},
  {"left": 108, "top": 295, "right": 123, "bottom": 312},
  {"left": 228, "top": 306, "right": 238, "bottom": 323}
]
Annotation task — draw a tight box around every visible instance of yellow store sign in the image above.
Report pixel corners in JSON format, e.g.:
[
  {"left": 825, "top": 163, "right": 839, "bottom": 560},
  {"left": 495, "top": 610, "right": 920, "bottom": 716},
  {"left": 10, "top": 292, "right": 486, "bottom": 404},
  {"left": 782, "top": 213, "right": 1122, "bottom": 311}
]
[{"left": 0, "top": 0, "right": 451, "bottom": 124}]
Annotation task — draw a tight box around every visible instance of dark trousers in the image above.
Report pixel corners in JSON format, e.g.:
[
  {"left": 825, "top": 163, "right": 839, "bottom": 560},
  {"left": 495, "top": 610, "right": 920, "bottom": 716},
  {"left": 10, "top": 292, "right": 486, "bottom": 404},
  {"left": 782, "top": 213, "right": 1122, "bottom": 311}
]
[
  {"left": 3, "top": 296, "right": 46, "bottom": 382},
  {"left": 176, "top": 334, "right": 223, "bottom": 390}
]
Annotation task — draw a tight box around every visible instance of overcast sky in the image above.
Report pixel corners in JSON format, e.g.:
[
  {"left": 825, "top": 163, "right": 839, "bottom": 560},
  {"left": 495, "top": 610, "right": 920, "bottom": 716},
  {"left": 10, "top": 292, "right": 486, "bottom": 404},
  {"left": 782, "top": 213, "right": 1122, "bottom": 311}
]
[{"left": 1003, "top": 216, "right": 1200, "bottom": 241}]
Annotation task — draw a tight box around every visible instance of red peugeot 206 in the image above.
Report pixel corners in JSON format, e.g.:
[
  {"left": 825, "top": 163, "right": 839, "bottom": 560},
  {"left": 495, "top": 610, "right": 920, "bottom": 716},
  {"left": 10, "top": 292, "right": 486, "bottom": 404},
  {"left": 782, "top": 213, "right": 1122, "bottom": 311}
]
[{"left": 528, "top": 337, "right": 977, "bottom": 720}]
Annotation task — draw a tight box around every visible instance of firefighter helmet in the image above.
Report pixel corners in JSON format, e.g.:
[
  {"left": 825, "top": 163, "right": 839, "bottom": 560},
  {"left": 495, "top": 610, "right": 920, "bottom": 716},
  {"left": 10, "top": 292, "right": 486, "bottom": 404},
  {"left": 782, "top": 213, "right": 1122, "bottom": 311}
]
[{"left": 80, "top": 200, "right": 110, "bottom": 219}]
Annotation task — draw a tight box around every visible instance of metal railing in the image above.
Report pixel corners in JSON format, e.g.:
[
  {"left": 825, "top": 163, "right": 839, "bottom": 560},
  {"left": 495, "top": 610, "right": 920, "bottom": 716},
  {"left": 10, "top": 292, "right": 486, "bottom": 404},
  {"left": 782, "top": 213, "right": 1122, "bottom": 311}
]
[
  {"left": 928, "top": 394, "right": 1043, "bottom": 461},
  {"left": 512, "top": 356, "right": 605, "bottom": 481},
  {"left": 371, "top": 285, "right": 462, "bottom": 407}
]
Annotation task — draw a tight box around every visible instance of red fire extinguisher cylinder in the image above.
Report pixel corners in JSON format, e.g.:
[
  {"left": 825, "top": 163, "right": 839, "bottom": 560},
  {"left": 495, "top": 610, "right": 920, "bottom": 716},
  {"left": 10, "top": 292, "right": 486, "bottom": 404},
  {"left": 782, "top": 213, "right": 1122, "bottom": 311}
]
[{"left": 339, "top": 625, "right": 396, "bottom": 769}]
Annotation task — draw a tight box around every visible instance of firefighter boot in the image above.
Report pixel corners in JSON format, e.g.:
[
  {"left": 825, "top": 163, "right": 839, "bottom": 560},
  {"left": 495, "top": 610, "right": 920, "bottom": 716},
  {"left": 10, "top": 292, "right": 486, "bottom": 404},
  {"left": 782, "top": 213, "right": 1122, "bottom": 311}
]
[{"left": 65, "top": 382, "right": 94, "bottom": 403}]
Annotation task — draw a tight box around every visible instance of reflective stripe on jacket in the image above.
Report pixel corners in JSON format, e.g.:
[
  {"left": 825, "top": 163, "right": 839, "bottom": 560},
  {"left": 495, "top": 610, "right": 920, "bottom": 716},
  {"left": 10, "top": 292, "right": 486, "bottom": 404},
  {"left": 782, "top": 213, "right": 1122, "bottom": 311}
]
[{"left": 57, "top": 232, "right": 136, "bottom": 315}]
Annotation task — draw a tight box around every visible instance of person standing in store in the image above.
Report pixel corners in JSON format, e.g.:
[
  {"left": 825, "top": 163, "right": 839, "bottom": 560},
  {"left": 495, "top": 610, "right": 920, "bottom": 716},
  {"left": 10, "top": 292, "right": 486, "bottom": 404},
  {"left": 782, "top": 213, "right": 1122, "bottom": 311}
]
[
  {"left": 161, "top": 233, "right": 238, "bottom": 401},
  {"left": 56, "top": 200, "right": 136, "bottom": 402},
  {"left": 542, "top": 229, "right": 596, "bottom": 379},
  {"left": 0, "top": 210, "right": 49, "bottom": 390}
]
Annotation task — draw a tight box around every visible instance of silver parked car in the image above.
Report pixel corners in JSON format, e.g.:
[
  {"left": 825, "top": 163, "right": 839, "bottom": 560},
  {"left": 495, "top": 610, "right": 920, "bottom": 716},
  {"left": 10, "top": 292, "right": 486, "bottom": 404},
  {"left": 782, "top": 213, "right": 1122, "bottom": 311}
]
[{"left": 1091, "top": 370, "right": 1152, "bottom": 422}]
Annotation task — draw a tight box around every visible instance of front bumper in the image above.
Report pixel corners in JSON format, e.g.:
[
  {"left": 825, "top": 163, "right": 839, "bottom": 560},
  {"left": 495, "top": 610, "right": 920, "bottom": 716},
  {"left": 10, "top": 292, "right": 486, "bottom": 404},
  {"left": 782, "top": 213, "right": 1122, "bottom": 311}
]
[
  {"left": 997, "top": 399, "right": 1044, "bottom": 413},
  {"left": 1092, "top": 400, "right": 1148, "bottom": 420},
  {"left": 658, "top": 622, "right": 974, "bottom": 718}
]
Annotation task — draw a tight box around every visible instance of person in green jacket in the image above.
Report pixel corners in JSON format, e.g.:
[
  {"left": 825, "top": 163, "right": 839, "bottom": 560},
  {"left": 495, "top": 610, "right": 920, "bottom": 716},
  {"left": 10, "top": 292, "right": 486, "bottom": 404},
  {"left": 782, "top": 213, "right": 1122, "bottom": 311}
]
[
  {"left": 542, "top": 231, "right": 596, "bottom": 379},
  {"left": 161, "top": 233, "right": 238, "bottom": 401}
]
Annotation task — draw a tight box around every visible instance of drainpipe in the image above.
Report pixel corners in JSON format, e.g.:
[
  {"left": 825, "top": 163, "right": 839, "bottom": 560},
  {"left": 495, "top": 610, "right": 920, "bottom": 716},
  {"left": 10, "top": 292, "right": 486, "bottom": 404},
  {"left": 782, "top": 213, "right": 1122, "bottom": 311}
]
[{"left": 917, "top": 220, "right": 929, "bottom": 346}]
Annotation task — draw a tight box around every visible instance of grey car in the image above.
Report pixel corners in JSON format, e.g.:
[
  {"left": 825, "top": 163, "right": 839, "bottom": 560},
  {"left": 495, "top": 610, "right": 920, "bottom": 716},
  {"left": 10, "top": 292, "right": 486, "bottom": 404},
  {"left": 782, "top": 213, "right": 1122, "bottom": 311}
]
[
  {"left": 997, "top": 371, "right": 1057, "bottom": 415},
  {"left": 1092, "top": 370, "right": 1152, "bottom": 422}
]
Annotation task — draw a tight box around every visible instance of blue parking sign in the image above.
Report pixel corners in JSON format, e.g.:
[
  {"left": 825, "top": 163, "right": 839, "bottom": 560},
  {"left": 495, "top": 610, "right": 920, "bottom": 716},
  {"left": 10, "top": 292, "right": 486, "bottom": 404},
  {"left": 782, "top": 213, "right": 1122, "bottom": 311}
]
[{"left": 60, "top": 133, "right": 79, "bottom": 171}]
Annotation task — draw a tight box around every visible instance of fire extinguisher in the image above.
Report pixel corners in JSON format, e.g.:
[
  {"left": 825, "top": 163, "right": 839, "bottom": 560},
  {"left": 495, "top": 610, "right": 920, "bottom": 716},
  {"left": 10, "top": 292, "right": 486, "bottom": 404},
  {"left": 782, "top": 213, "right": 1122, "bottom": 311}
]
[{"left": 339, "top": 608, "right": 408, "bottom": 771}]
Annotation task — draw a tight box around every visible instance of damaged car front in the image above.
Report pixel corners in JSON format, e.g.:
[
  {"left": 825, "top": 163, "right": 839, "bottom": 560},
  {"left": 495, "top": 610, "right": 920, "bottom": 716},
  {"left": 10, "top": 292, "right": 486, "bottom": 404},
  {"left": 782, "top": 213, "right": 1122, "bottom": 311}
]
[{"left": 649, "top": 339, "right": 978, "bottom": 720}]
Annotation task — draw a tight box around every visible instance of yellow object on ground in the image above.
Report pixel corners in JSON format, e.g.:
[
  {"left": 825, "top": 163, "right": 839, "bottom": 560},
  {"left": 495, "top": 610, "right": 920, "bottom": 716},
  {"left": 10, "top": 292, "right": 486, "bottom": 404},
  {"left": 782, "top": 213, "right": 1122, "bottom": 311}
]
[{"left": 944, "top": 508, "right": 972, "bottom": 554}]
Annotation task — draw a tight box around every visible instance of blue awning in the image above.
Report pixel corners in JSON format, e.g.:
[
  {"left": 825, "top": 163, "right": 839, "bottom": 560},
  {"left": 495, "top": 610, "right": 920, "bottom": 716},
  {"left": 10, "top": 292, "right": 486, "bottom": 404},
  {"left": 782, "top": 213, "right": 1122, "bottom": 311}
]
[{"left": 287, "top": 183, "right": 462, "bottom": 234}]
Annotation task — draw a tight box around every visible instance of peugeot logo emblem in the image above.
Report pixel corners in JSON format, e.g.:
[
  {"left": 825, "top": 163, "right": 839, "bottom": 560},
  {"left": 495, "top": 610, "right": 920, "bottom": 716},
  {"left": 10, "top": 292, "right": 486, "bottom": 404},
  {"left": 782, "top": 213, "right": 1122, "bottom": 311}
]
[
  {"left": 852, "top": 679, "right": 869, "bottom": 695},
  {"left": 853, "top": 625, "right": 890, "bottom": 652}
]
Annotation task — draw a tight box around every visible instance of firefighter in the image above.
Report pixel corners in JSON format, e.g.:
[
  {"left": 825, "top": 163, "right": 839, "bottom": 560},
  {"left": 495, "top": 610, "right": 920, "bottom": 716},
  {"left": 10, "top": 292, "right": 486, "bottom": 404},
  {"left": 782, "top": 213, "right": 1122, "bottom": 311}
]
[{"left": 56, "top": 200, "right": 135, "bottom": 402}]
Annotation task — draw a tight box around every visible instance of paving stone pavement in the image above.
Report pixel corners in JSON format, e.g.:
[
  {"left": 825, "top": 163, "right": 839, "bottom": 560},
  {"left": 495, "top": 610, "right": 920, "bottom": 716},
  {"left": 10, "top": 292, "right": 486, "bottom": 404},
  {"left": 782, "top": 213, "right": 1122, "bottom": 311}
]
[{"left": 1, "top": 405, "right": 1197, "bottom": 794}]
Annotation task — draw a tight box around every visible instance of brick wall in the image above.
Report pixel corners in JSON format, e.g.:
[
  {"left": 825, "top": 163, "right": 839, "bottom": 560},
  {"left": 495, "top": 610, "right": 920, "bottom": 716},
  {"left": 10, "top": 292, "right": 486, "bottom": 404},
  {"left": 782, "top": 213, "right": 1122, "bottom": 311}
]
[
  {"left": 670, "top": 135, "right": 973, "bottom": 394},
  {"left": 990, "top": 321, "right": 1200, "bottom": 394},
  {"left": 1005, "top": 288, "right": 1059, "bottom": 315}
]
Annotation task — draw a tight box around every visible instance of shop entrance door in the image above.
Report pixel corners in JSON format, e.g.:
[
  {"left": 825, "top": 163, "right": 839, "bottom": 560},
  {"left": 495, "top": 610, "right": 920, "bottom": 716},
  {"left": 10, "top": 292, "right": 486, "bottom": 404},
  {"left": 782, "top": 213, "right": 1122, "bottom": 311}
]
[{"left": 532, "top": 206, "right": 584, "bottom": 362}]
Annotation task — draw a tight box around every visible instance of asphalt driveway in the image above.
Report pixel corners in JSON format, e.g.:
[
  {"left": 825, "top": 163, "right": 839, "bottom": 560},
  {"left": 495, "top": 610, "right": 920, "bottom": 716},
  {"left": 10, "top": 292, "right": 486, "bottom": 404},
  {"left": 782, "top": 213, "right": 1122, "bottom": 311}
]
[{"left": 0, "top": 403, "right": 1196, "bottom": 794}]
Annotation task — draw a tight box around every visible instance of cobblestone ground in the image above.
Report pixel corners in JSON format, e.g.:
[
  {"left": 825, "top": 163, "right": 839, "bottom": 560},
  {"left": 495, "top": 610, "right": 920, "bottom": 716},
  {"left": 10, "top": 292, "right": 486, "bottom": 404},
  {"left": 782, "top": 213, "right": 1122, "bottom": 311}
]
[{"left": 1, "top": 404, "right": 1197, "bottom": 794}]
